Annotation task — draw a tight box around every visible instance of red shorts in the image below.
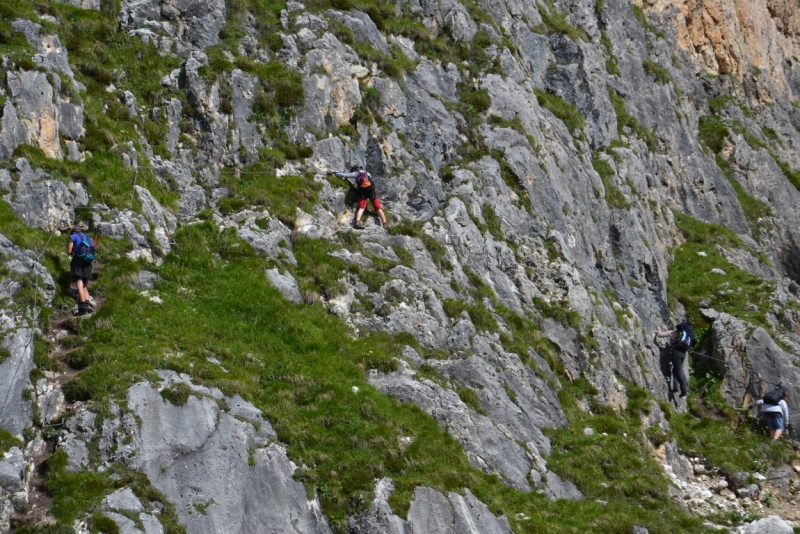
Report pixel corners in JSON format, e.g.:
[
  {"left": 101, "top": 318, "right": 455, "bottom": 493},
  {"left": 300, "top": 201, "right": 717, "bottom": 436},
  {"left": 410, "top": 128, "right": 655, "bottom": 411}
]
[{"left": 357, "top": 197, "right": 382, "bottom": 211}]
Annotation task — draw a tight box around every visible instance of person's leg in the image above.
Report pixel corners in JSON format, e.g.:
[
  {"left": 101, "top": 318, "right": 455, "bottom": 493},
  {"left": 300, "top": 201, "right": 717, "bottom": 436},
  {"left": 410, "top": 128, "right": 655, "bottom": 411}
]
[
  {"left": 774, "top": 416, "right": 784, "bottom": 440},
  {"left": 355, "top": 198, "right": 367, "bottom": 226},
  {"left": 671, "top": 349, "right": 688, "bottom": 397},
  {"left": 371, "top": 198, "right": 386, "bottom": 225},
  {"left": 76, "top": 279, "right": 88, "bottom": 303}
]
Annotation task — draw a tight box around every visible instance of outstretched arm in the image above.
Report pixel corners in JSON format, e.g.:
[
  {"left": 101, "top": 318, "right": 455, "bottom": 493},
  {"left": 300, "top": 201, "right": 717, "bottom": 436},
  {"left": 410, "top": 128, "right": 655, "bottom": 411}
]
[
  {"left": 329, "top": 170, "right": 359, "bottom": 180},
  {"left": 656, "top": 326, "right": 674, "bottom": 338}
]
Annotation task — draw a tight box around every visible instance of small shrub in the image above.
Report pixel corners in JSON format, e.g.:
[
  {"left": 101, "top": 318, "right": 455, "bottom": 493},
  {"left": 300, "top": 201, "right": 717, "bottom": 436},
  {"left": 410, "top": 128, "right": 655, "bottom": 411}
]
[
  {"left": 457, "top": 387, "right": 488, "bottom": 415},
  {"left": 533, "top": 1, "right": 588, "bottom": 42},
  {"left": 592, "top": 156, "right": 629, "bottom": 209},
  {"left": 534, "top": 88, "right": 584, "bottom": 135},
  {"left": 642, "top": 60, "right": 672, "bottom": 84},
  {"left": 160, "top": 383, "right": 191, "bottom": 406},
  {"left": 698, "top": 116, "right": 729, "bottom": 154},
  {"left": 608, "top": 87, "right": 656, "bottom": 150}
]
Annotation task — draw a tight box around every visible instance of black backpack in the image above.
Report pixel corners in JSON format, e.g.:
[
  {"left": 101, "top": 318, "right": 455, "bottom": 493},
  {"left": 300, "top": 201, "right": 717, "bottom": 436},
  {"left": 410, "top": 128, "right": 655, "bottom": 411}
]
[
  {"left": 675, "top": 321, "right": 696, "bottom": 351},
  {"left": 75, "top": 234, "right": 95, "bottom": 263},
  {"left": 763, "top": 387, "right": 785, "bottom": 405}
]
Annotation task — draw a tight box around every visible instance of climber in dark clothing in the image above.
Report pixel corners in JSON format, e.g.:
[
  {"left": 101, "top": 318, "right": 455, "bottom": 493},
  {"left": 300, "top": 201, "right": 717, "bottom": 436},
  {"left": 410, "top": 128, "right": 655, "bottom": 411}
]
[
  {"left": 328, "top": 165, "right": 388, "bottom": 229},
  {"left": 66, "top": 225, "right": 94, "bottom": 316},
  {"left": 656, "top": 325, "right": 689, "bottom": 398}
]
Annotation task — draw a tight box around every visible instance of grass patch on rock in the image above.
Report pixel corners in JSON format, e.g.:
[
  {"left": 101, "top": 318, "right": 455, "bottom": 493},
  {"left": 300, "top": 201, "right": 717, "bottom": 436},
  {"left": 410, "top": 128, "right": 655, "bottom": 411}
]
[
  {"left": 534, "top": 88, "right": 584, "bottom": 136},
  {"left": 608, "top": 88, "right": 656, "bottom": 150},
  {"left": 667, "top": 213, "right": 774, "bottom": 328},
  {"left": 218, "top": 171, "right": 322, "bottom": 226},
  {"left": 592, "top": 155, "right": 629, "bottom": 209}
]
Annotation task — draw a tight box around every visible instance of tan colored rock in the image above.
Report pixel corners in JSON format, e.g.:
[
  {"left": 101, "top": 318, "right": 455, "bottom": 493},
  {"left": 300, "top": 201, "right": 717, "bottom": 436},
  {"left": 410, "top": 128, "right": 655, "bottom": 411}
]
[{"left": 648, "top": 0, "right": 800, "bottom": 99}]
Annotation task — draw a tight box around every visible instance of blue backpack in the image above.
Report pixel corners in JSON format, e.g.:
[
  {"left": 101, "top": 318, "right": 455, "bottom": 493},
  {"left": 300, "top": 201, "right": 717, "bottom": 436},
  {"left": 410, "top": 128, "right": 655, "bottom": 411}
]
[
  {"left": 675, "top": 321, "right": 696, "bottom": 351},
  {"left": 75, "top": 234, "right": 95, "bottom": 263}
]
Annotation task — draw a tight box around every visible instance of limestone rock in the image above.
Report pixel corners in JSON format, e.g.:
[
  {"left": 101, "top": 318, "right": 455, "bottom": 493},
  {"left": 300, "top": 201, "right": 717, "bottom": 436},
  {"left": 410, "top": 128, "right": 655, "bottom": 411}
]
[
  {"left": 102, "top": 487, "right": 145, "bottom": 514},
  {"left": 265, "top": 268, "right": 302, "bottom": 303},
  {"left": 351, "top": 480, "right": 514, "bottom": 534},
  {"left": 0, "top": 448, "right": 25, "bottom": 492},
  {"left": 745, "top": 516, "right": 794, "bottom": 534},
  {"left": 5, "top": 158, "right": 85, "bottom": 231},
  {"left": 120, "top": 376, "right": 331, "bottom": 534}
]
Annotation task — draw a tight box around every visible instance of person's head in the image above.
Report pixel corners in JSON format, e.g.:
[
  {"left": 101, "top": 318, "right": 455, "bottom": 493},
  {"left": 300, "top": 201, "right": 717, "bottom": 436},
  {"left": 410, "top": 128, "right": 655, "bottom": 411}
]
[
  {"left": 71, "top": 225, "right": 83, "bottom": 235},
  {"left": 350, "top": 165, "right": 362, "bottom": 172}
]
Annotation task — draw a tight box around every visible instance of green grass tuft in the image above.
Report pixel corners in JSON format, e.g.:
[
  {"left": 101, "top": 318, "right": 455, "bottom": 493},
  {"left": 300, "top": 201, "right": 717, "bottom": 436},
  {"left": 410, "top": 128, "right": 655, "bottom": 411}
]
[
  {"left": 642, "top": 60, "right": 672, "bottom": 85},
  {"left": 698, "top": 116, "right": 729, "bottom": 154},
  {"left": 592, "top": 156, "right": 630, "bottom": 209},
  {"left": 534, "top": 88, "right": 585, "bottom": 136},
  {"left": 533, "top": 1, "right": 588, "bottom": 42},
  {"left": 608, "top": 88, "right": 656, "bottom": 150}
]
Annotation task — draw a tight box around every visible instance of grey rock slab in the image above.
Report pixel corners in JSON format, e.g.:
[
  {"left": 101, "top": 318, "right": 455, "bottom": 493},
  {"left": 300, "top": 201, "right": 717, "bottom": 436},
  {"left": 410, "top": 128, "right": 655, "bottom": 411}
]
[
  {"left": 368, "top": 365, "right": 532, "bottom": 491},
  {"left": 429, "top": 342, "right": 565, "bottom": 455},
  {"left": 102, "top": 487, "right": 145, "bottom": 514},
  {"left": 136, "top": 186, "right": 177, "bottom": 253},
  {"left": 229, "top": 69, "right": 263, "bottom": 156},
  {"left": 134, "top": 269, "right": 161, "bottom": 289},
  {"left": 235, "top": 215, "right": 295, "bottom": 265},
  {"left": 140, "top": 513, "right": 165, "bottom": 534},
  {"left": 372, "top": 77, "right": 407, "bottom": 118},
  {"left": 716, "top": 245, "right": 779, "bottom": 281},
  {"left": 6, "top": 70, "right": 62, "bottom": 159},
  {"left": 57, "top": 99, "right": 84, "bottom": 141},
  {"left": 353, "top": 480, "right": 513, "bottom": 534},
  {"left": 298, "top": 33, "right": 361, "bottom": 132},
  {"left": 766, "top": 466, "right": 792, "bottom": 496},
  {"left": 0, "top": 328, "right": 36, "bottom": 435},
  {"left": 388, "top": 265, "right": 419, "bottom": 284},
  {"left": 36, "top": 377, "right": 65, "bottom": 424},
  {"left": 0, "top": 447, "right": 24, "bottom": 492},
  {"left": 326, "top": 10, "right": 389, "bottom": 53},
  {"left": 329, "top": 248, "right": 374, "bottom": 269},
  {"left": 265, "top": 268, "right": 302, "bottom": 303},
  {"left": 125, "top": 381, "right": 330, "bottom": 534},
  {"left": 449, "top": 489, "right": 514, "bottom": 533},
  {"left": 8, "top": 158, "right": 80, "bottom": 231},
  {"left": 119, "top": 0, "right": 225, "bottom": 49},
  {"left": 410, "top": 60, "right": 461, "bottom": 103},
  {"left": 661, "top": 441, "right": 693, "bottom": 480},
  {"left": 745, "top": 516, "right": 794, "bottom": 534},
  {"left": 543, "top": 472, "right": 583, "bottom": 501},
  {"left": 0, "top": 101, "right": 27, "bottom": 160},
  {"left": 61, "top": 433, "right": 89, "bottom": 472},
  {"left": 12, "top": 20, "right": 76, "bottom": 78},
  {"left": 400, "top": 79, "right": 460, "bottom": 172},
  {"left": 362, "top": 242, "right": 400, "bottom": 262},
  {"left": 107, "top": 511, "right": 144, "bottom": 534}
]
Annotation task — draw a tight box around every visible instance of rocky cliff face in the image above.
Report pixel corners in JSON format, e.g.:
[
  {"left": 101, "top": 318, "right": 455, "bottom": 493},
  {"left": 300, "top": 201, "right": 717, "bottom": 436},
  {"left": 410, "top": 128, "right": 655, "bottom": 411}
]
[{"left": 2, "top": 0, "right": 800, "bottom": 532}]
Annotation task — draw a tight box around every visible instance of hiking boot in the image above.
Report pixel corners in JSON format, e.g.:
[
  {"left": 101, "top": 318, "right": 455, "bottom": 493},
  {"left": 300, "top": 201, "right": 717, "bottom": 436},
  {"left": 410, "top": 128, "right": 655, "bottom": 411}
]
[
  {"left": 679, "top": 391, "right": 687, "bottom": 398},
  {"left": 354, "top": 221, "right": 365, "bottom": 229}
]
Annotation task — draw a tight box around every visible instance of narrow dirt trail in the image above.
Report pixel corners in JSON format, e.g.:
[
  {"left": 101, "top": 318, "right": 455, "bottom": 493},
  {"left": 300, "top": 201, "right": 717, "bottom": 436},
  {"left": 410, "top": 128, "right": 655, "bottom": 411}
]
[{"left": 9, "top": 274, "right": 107, "bottom": 529}]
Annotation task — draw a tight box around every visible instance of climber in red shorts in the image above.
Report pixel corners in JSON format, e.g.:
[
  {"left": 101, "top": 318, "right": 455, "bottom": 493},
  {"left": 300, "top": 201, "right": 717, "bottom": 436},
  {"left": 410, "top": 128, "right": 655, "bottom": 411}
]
[{"left": 328, "top": 165, "right": 388, "bottom": 229}]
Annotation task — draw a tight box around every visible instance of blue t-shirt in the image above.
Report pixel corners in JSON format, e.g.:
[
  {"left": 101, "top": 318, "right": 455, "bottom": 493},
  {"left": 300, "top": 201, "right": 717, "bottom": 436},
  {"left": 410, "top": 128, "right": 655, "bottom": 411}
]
[{"left": 70, "top": 233, "right": 87, "bottom": 250}]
